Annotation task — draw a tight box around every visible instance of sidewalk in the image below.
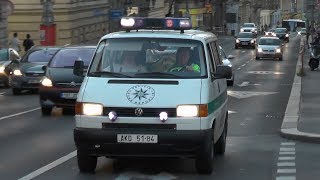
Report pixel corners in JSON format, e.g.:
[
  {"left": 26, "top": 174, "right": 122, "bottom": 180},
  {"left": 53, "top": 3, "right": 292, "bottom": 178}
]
[{"left": 280, "top": 36, "right": 320, "bottom": 143}]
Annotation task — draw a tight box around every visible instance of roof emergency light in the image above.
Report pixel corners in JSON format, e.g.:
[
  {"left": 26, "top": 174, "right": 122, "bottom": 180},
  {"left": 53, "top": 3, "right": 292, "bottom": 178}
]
[{"left": 120, "top": 17, "right": 192, "bottom": 32}]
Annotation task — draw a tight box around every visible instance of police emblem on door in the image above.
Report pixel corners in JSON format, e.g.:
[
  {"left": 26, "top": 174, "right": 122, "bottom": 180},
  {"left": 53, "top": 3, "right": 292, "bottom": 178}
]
[{"left": 126, "top": 85, "right": 155, "bottom": 105}]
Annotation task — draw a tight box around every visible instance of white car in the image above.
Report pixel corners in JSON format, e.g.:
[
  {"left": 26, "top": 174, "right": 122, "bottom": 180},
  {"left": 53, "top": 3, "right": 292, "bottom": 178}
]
[
  {"left": 240, "top": 23, "right": 258, "bottom": 35},
  {"left": 256, "top": 36, "right": 283, "bottom": 60}
]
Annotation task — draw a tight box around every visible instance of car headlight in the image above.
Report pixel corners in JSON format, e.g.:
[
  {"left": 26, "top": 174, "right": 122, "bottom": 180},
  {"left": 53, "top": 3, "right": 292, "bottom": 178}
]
[
  {"left": 285, "top": 34, "right": 289, "bottom": 37},
  {"left": 82, "top": 103, "right": 103, "bottom": 116},
  {"left": 276, "top": 48, "right": 281, "bottom": 53},
  {"left": 0, "top": 66, "right": 5, "bottom": 73},
  {"left": 177, "top": 105, "right": 208, "bottom": 117},
  {"left": 13, "top": 69, "right": 23, "bottom": 76},
  {"left": 236, "top": 39, "right": 240, "bottom": 43},
  {"left": 257, "top": 47, "right": 263, "bottom": 52},
  {"left": 41, "top": 77, "right": 53, "bottom": 87},
  {"left": 240, "top": 29, "right": 244, "bottom": 32},
  {"left": 251, "top": 39, "right": 255, "bottom": 43}
]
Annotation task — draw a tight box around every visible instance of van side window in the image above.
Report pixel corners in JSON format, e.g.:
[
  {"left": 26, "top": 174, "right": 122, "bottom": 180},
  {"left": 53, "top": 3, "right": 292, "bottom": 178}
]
[
  {"left": 210, "top": 42, "right": 223, "bottom": 65},
  {"left": 206, "top": 43, "right": 216, "bottom": 73}
]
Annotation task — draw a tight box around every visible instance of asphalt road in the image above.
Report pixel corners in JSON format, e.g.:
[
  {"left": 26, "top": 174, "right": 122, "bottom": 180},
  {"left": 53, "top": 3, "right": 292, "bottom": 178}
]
[{"left": 0, "top": 34, "right": 320, "bottom": 180}]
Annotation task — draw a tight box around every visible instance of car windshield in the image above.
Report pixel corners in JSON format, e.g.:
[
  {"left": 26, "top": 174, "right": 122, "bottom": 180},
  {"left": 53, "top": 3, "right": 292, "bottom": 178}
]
[
  {"left": 0, "top": 49, "right": 8, "bottom": 61},
  {"left": 238, "top": 33, "right": 253, "bottom": 38},
  {"left": 25, "top": 48, "right": 59, "bottom": 63},
  {"left": 275, "top": 29, "right": 286, "bottom": 33},
  {"left": 88, "top": 38, "right": 206, "bottom": 78},
  {"left": 243, "top": 24, "right": 254, "bottom": 27},
  {"left": 49, "top": 48, "right": 95, "bottom": 68},
  {"left": 259, "top": 38, "right": 281, "bottom": 45}
]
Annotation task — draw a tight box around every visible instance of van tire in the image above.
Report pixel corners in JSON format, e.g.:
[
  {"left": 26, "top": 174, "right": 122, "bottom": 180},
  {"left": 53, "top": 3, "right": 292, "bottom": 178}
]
[
  {"left": 77, "top": 152, "right": 97, "bottom": 174},
  {"left": 215, "top": 119, "right": 228, "bottom": 155},
  {"left": 195, "top": 130, "right": 214, "bottom": 174},
  {"left": 41, "top": 106, "right": 52, "bottom": 116}
]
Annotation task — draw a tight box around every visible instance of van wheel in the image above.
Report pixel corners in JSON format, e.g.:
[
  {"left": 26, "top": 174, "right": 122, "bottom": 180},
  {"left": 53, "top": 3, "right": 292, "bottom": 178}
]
[
  {"left": 62, "top": 108, "right": 75, "bottom": 115},
  {"left": 255, "top": 57, "right": 259, "bottom": 60},
  {"left": 227, "top": 80, "right": 234, "bottom": 86},
  {"left": 12, "top": 88, "right": 21, "bottom": 95},
  {"left": 41, "top": 106, "right": 52, "bottom": 116},
  {"left": 77, "top": 152, "right": 97, "bottom": 174},
  {"left": 195, "top": 130, "right": 214, "bottom": 174},
  {"left": 215, "top": 120, "right": 228, "bottom": 155},
  {"left": 279, "top": 57, "right": 283, "bottom": 61}
]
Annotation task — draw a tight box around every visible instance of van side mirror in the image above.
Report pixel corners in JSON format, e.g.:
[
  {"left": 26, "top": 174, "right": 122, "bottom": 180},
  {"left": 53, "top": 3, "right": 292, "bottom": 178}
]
[
  {"left": 214, "top": 65, "right": 232, "bottom": 79},
  {"left": 73, "top": 60, "right": 84, "bottom": 76}
]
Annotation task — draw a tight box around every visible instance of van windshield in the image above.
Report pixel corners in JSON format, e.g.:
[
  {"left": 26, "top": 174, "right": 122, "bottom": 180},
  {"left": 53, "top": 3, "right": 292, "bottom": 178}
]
[{"left": 88, "top": 38, "right": 206, "bottom": 79}]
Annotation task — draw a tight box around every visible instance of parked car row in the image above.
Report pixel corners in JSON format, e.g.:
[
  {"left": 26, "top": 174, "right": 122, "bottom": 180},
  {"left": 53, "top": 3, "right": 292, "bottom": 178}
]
[{"left": 0, "top": 45, "right": 96, "bottom": 116}]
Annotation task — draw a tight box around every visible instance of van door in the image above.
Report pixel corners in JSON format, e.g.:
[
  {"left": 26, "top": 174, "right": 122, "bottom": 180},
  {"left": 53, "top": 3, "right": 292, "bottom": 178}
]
[{"left": 206, "top": 41, "right": 226, "bottom": 141}]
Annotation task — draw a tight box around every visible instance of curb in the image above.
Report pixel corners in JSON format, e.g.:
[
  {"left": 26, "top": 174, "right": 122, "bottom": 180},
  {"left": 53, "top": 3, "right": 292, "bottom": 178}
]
[{"left": 280, "top": 39, "right": 320, "bottom": 143}]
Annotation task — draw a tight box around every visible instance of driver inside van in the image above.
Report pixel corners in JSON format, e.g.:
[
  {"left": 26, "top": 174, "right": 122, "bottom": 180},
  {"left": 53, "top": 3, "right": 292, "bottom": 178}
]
[
  {"left": 105, "top": 51, "right": 147, "bottom": 73},
  {"left": 168, "top": 47, "right": 200, "bottom": 73}
]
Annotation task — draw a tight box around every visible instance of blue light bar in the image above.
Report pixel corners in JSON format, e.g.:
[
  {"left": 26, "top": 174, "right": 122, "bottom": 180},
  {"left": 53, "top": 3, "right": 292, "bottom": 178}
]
[{"left": 120, "top": 17, "right": 192, "bottom": 31}]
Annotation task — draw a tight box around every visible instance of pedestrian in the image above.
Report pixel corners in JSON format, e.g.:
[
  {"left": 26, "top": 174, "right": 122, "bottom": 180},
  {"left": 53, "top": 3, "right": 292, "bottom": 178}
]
[
  {"left": 23, "top": 34, "right": 35, "bottom": 52},
  {"left": 9, "top": 32, "right": 21, "bottom": 52}
]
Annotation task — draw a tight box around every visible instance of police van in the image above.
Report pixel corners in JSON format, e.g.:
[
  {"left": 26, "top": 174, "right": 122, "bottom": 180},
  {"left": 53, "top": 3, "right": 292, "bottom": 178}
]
[{"left": 73, "top": 17, "right": 231, "bottom": 174}]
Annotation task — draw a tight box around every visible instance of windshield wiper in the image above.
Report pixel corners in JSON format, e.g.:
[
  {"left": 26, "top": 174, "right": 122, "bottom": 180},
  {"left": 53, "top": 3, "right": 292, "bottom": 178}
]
[
  {"left": 89, "top": 71, "right": 132, "bottom": 78},
  {"left": 134, "top": 72, "right": 182, "bottom": 78}
]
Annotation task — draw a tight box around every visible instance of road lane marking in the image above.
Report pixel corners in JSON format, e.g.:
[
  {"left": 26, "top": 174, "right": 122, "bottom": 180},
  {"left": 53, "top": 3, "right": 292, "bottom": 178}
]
[
  {"left": 0, "top": 92, "right": 4, "bottom": 95},
  {"left": 0, "top": 107, "right": 40, "bottom": 121},
  {"left": 279, "top": 157, "right": 295, "bottom": 161},
  {"left": 241, "top": 64, "right": 246, "bottom": 67},
  {"left": 227, "top": 91, "right": 278, "bottom": 99},
  {"left": 276, "top": 176, "right": 296, "bottom": 180},
  {"left": 277, "top": 162, "right": 296, "bottom": 167},
  {"left": 115, "top": 171, "right": 177, "bottom": 180},
  {"left": 247, "top": 71, "right": 285, "bottom": 75},
  {"left": 277, "top": 169, "right": 296, "bottom": 173},
  {"left": 276, "top": 142, "right": 296, "bottom": 179},
  {"left": 18, "top": 150, "right": 77, "bottom": 180}
]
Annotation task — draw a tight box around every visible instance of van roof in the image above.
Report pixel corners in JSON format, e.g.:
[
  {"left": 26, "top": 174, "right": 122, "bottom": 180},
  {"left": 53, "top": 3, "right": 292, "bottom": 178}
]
[{"left": 101, "top": 29, "right": 218, "bottom": 42}]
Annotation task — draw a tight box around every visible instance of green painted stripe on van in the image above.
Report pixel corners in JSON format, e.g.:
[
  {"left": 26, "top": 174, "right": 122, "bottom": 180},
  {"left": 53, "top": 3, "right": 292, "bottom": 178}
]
[{"left": 207, "top": 90, "right": 228, "bottom": 114}]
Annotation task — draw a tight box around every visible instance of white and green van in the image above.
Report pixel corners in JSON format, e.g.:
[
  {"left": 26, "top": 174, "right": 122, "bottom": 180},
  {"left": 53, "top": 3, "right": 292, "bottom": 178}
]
[{"left": 73, "top": 17, "right": 231, "bottom": 174}]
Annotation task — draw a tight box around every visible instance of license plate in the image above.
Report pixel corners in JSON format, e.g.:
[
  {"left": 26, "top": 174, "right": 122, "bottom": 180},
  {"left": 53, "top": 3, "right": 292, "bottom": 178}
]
[
  {"left": 117, "top": 134, "right": 158, "bottom": 143},
  {"left": 242, "top": 42, "right": 248, "bottom": 45},
  {"left": 61, "top": 92, "right": 78, "bottom": 99},
  {"left": 28, "top": 79, "right": 40, "bottom": 84}
]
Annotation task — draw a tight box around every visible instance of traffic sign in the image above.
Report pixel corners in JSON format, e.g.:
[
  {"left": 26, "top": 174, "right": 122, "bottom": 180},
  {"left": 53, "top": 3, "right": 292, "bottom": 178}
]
[{"left": 109, "top": 9, "right": 123, "bottom": 20}]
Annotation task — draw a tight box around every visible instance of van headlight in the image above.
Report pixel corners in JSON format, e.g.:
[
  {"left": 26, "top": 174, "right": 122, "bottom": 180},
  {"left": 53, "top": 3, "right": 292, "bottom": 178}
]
[
  {"left": 276, "top": 48, "right": 281, "bottom": 53},
  {"left": 13, "top": 69, "right": 23, "bottom": 76},
  {"left": 177, "top": 105, "right": 208, "bottom": 117},
  {"left": 285, "top": 34, "right": 289, "bottom": 37},
  {"left": 41, "top": 77, "right": 53, "bottom": 87},
  {"left": 251, "top": 39, "right": 255, "bottom": 43},
  {"left": 257, "top": 47, "right": 263, "bottom": 52},
  {"left": 240, "top": 29, "right": 244, "bottom": 32},
  {"left": 82, "top": 103, "right": 103, "bottom": 116},
  {"left": 0, "top": 66, "right": 5, "bottom": 73}
]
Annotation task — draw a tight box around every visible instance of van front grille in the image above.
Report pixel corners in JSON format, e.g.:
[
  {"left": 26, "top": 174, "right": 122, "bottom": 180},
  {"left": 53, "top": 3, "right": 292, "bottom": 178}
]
[{"left": 103, "top": 107, "right": 176, "bottom": 117}]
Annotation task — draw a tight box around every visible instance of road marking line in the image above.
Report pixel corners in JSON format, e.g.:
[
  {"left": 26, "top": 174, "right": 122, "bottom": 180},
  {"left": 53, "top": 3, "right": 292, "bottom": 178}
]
[
  {"left": 277, "top": 162, "right": 296, "bottom": 167},
  {"left": 237, "top": 67, "right": 241, "bottom": 70},
  {"left": 277, "top": 169, "right": 296, "bottom": 173},
  {"left": 241, "top": 64, "right": 246, "bottom": 67},
  {"left": 0, "top": 107, "right": 40, "bottom": 121},
  {"left": 18, "top": 150, "right": 77, "bottom": 180},
  {"left": 280, "top": 152, "right": 295, "bottom": 155},
  {"left": 280, "top": 147, "right": 295, "bottom": 152},
  {"left": 276, "top": 176, "right": 296, "bottom": 180},
  {"left": 281, "top": 142, "right": 295, "bottom": 146},
  {"left": 279, "top": 157, "right": 295, "bottom": 161}
]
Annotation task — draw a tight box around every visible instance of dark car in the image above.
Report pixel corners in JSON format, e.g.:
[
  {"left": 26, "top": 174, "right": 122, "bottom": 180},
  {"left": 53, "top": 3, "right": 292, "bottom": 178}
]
[
  {"left": 0, "top": 48, "right": 20, "bottom": 87},
  {"left": 274, "top": 28, "right": 289, "bottom": 42},
  {"left": 218, "top": 45, "right": 235, "bottom": 86},
  {"left": 235, "top": 32, "right": 256, "bottom": 49},
  {"left": 9, "top": 46, "right": 61, "bottom": 95},
  {"left": 39, "top": 46, "right": 96, "bottom": 116}
]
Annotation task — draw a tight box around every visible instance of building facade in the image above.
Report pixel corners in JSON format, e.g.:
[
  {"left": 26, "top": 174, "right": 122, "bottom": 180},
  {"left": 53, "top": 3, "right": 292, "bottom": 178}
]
[{"left": 5, "top": 0, "right": 169, "bottom": 47}]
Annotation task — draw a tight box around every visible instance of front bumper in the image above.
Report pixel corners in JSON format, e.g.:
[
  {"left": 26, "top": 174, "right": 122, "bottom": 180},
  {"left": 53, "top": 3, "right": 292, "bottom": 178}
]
[
  {"left": 256, "top": 52, "right": 282, "bottom": 59},
  {"left": 10, "top": 75, "right": 43, "bottom": 89},
  {"left": 235, "top": 41, "right": 255, "bottom": 48},
  {"left": 39, "top": 86, "right": 79, "bottom": 109},
  {"left": 74, "top": 127, "right": 211, "bottom": 158}
]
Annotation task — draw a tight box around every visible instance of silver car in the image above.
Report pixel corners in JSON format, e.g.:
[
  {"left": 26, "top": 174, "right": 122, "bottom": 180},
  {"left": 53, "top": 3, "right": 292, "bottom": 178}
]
[
  {"left": 255, "top": 36, "right": 283, "bottom": 61},
  {"left": 219, "top": 45, "right": 235, "bottom": 86}
]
